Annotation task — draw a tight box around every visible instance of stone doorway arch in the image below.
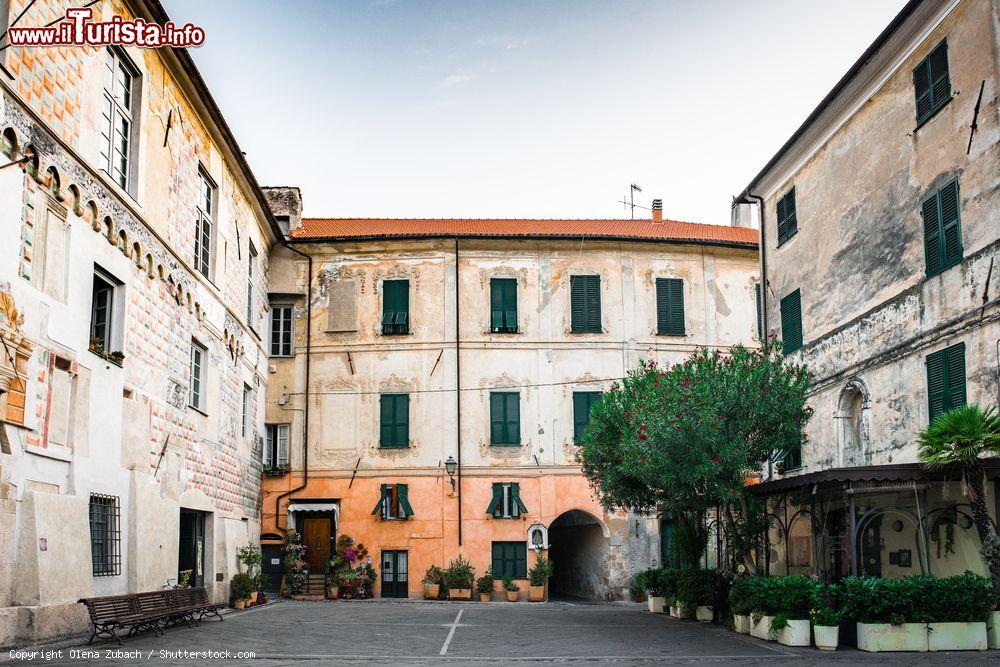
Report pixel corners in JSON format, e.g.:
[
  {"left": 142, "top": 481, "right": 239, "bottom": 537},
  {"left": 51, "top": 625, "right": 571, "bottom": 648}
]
[{"left": 547, "top": 509, "right": 611, "bottom": 600}]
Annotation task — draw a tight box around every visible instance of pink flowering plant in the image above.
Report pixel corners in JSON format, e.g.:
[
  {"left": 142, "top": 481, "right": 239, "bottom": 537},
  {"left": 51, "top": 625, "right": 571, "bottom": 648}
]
[{"left": 580, "top": 339, "right": 812, "bottom": 574}]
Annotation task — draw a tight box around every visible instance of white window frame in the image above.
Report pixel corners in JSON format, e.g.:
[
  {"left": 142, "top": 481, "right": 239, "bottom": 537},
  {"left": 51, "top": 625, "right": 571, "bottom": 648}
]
[
  {"left": 247, "top": 241, "right": 257, "bottom": 328},
  {"left": 90, "top": 266, "right": 123, "bottom": 354},
  {"left": 100, "top": 47, "right": 138, "bottom": 192},
  {"left": 264, "top": 424, "right": 289, "bottom": 466},
  {"left": 269, "top": 304, "right": 293, "bottom": 357},
  {"left": 193, "top": 167, "right": 216, "bottom": 279},
  {"left": 189, "top": 339, "right": 207, "bottom": 411},
  {"left": 242, "top": 383, "right": 252, "bottom": 438}
]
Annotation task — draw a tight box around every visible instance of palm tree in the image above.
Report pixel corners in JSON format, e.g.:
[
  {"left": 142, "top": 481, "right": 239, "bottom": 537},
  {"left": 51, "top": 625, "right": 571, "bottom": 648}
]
[{"left": 918, "top": 404, "right": 1000, "bottom": 595}]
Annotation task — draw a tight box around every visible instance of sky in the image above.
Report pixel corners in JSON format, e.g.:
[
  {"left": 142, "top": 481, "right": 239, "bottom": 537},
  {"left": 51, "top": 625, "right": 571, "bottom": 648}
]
[{"left": 160, "top": 0, "right": 907, "bottom": 225}]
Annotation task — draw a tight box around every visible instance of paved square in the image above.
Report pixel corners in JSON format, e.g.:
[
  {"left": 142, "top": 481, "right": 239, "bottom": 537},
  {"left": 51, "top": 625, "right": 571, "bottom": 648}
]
[{"left": 12, "top": 600, "right": 995, "bottom": 666}]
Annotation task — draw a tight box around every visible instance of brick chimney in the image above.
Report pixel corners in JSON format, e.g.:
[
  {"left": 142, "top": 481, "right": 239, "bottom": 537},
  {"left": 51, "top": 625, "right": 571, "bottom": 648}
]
[
  {"left": 651, "top": 198, "right": 663, "bottom": 224},
  {"left": 261, "top": 186, "right": 303, "bottom": 237}
]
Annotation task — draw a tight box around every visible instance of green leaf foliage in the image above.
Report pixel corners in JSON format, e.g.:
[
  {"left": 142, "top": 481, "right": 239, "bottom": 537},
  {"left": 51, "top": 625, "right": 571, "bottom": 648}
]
[
  {"left": 918, "top": 404, "right": 1000, "bottom": 468},
  {"left": 841, "top": 572, "right": 995, "bottom": 624}
]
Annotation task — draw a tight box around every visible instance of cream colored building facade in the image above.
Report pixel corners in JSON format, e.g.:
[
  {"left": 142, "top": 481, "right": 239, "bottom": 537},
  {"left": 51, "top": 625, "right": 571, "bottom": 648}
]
[
  {"left": 259, "top": 196, "right": 760, "bottom": 599},
  {"left": 734, "top": 0, "right": 1000, "bottom": 580},
  {"left": 0, "top": 0, "right": 281, "bottom": 646}
]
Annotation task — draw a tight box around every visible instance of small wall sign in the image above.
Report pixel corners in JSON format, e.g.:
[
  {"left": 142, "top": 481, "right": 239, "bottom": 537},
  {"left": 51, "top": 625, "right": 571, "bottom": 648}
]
[{"left": 38, "top": 538, "right": 47, "bottom": 551}]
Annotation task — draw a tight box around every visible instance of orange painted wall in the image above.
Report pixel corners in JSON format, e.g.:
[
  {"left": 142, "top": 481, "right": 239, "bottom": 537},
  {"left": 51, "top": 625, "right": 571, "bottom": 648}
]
[{"left": 262, "top": 470, "right": 615, "bottom": 599}]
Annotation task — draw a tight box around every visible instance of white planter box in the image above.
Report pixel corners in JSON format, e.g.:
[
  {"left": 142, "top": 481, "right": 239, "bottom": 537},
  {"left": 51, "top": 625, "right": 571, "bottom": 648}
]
[
  {"left": 669, "top": 605, "right": 680, "bottom": 618},
  {"left": 751, "top": 615, "right": 774, "bottom": 640},
  {"left": 856, "top": 622, "right": 927, "bottom": 652},
  {"left": 647, "top": 596, "right": 665, "bottom": 614},
  {"left": 813, "top": 625, "right": 838, "bottom": 651},
  {"left": 777, "top": 619, "right": 810, "bottom": 647},
  {"left": 733, "top": 614, "right": 750, "bottom": 634},
  {"left": 927, "top": 622, "right": 987, "bottom": 651},
  {"left": 988, "top": 611, "right": 1000, "bottom": 650},
  {"left": 696, "top": 606, "right": 713, "bottom": 622}
]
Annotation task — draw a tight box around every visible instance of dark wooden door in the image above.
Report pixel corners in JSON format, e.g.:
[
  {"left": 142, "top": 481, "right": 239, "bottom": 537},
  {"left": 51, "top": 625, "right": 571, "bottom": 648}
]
[
  {"left": 381, "top": 550, "right": 408, "bottom": 598},
  {"left": 301, "top": 517, "right": 331, "bottom": 573},
  {"left": 179, "top": 509, "right": 206, "bottom": 587}
]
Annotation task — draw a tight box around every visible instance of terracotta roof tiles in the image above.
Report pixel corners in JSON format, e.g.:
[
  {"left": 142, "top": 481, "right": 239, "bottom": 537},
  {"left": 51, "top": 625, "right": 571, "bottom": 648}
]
[{"left": 291, "top": 218, "right": 759, "bottom": 248}]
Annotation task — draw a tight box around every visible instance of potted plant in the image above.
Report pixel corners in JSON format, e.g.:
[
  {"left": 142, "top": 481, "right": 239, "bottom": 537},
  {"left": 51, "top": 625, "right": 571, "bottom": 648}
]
[
  {"left": 926, "top": 571, "right": 993, "bottom": 651},
  {"left": 444, "top": 555, "right": 475, "bottom": 600},
  {"left": 107, "top": 350, "right": 125, "bottom": 365},
  {"left": 527, "top": 558, "right": 554, "bottom": 602},
  {"left": 237, "top": 543, "right": 263, "bottom": 603},
  {"left": 812, "top": 606, "right": 840, "bottom": 651},
  {"left": 423, "top": 565, "right": 444, "bottom": 600},
  {"left": 677, "top": 569, "right": 716, "bottom": 622},
  {"left": 502, "top": 575, "right": 520, "bottom": 602},
  {"left": 477, "top": 570, "right": 496, "bottom": 602},
  {"left": 729, "top": 577, "right": 753, "bottom": 634},
  {"left": 281, "top": 530, "right": 307, "bottom": 597},
  {"left": 842, "top": 576, "right": 929, "bottom": 652},
  {"left": 630, "top": 573, "right": 646, "bottom": 603},
  {"left": 325, "top": 573, "right": 339, "bottom": 599},
  {"left": 770, "top": 576, "right": 814, "bottom": 646},
  {"left": 230, "top": 572, "right": 255, "bottom": 609}
]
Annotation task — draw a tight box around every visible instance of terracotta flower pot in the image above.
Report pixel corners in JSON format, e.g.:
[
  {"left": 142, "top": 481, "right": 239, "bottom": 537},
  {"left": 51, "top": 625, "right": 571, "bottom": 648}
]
[
  {"left": 425, "top": 583, "right": 440, "bottom": 600},
  {"left": 326, "top": 586, "right": 339, "bottom": 599},
  {"left": 506, "top": 590, "right": 519, "bottom": 602},
  {"left": 529, "top": 586, "right": 545, "bottom": 602},
  {"left": 234, "top": 599, "right": 246, "bottom": 610},
  {"left": 479, "top": 592, "right": 491, "bottom": 602},
  {"left": 449, "top": 588, "right": 471, "bottom": 600}
]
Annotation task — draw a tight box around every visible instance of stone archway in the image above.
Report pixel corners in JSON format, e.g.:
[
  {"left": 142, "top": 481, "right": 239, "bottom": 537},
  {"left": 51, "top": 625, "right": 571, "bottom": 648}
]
[
  {"left": 547, "top": 509, "right": 610, "bottom": 600},
  {"left": 836, "top": 379, "right": 870, "bottom": 467}
]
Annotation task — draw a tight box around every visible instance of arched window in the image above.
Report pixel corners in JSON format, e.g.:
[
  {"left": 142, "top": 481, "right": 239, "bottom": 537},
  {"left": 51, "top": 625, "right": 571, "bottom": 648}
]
[
  {"left": 1, "top": 128, "right": 17, "bottom": 158},
  {"left": 837, "top": 380, "right": 869, "bottom": 467}
]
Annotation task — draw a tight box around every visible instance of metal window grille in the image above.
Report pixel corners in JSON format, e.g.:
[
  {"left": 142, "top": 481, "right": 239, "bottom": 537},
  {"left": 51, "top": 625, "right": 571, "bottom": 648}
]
[{"left": 89, "top": 494, "right": 121, "bottom": 576}]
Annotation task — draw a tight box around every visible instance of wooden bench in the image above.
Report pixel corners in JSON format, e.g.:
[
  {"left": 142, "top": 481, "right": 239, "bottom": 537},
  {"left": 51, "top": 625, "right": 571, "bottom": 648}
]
[{"left": 78, "top": 587, "right": 225, "bottom": 645}]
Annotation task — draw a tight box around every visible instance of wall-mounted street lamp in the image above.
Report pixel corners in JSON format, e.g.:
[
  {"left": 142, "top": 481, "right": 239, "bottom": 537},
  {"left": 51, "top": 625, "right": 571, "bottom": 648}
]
[{"left": 444, "top": 456, "right": 457, "bottom": 492}]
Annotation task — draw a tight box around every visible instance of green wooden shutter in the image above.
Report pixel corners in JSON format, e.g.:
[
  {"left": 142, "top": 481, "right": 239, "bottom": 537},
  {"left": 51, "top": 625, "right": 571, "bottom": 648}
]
[
  {"left": 371, "top": 484, "right": 388, "bottom": 516},
  {"left": 570, "top": 276, "right": 587, "bottom": 331},
  {"left": 397, "top": 483, "right": 414, "bottom": 518},
  {"left": 382, "top": 280, "right": 409, "bottom": 334},
  {"left": 514, "top": 542, "right": 527, "bottom": 578},
  {"left": 586, "top": 275, "right": 601, "bottom": 332},
  {"left": 491, "top": 542, "right": 503, "bottom": 575},
  {"left": 490, "top": 278, "right": 517, "bottom": 332},
  {"left": 490, "top": 393, "right": 505, "bottom": 444},
  {"left": 380, "top": 394, "right": 409, "bottom": 447},
  {"left": 511, "top": 483, "right": 528, "bottom": 517},
  {"left": 914, "top": 41, "right": 950, "bottom": 125},
  {"left": 505, "top": 393, "right": 519, "bottom": 444},
  {"left": 776, "top": 189, "right": 797, "bottom": 244},
  {"left": 939, "top": 180, "right": 962, "bottom": 270},
  {"left": 922, "top": 191, "right": 942, "bottom": 275},
  {"left": 574, "top": 392, "right": 601, "bottom": 444},
  {"left": 780, "top": 289, "right": 802, "bottom": 354},
  {"left": 487, "top": 483, "right": 504, "bottom": 517},
  {"left": 944, "top": 343, "right": 966, "bottom": 412},
  {"left": 655, "top": 278, "right": 684, "bottom": 335}
]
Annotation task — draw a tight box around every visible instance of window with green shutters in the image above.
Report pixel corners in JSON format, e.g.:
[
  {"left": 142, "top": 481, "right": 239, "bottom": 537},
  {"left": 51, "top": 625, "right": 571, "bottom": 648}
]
[
  {"left": 490, "top": 392, "right": 520, "bottom": 445},
  {"left": 486, "top": 482, "right": 528, "bottom": 519},
  {"left": 655, "top": 278, "right": 685, "bottom": 335},
  {"left": 381, "top": 279, "right": 409, "bottom": 335},
  {"left": 776, "top": 188, "right": 797, "bottom": 245},
  {"left": 490, "top": 277, "right": 518, "bottom": 333},
  {"left": 570, "top": 275, "right": 601, "bottom": 333},
  {"left": 573, "top": 391, "right": 602, "bottom": 445},
  {"left": 922, "top": 179, "right": 963, "bottom": 277},
  {"left": 491, "top": 541, "right": 527, "bottom": 579},
  {"left": 379, "top": 394, "right": 409, "bottom": 448},
  {"left": 926, "top": 342, "right": 966, "bottom": 424},
  {"left": 371, "top": 483, "right": 414, "bottom": 520},
  {"left": 780, "top": 289, "right": 803, "bottom": 355},
  {"left": 913, "top": 40, "right": 951, "bottom": 126}
]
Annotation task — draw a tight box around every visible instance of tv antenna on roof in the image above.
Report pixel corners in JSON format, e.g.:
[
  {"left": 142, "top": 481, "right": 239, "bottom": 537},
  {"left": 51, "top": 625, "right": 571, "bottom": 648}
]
[{"left": 618, "top": 184, "right": 649, "bottom": 219}]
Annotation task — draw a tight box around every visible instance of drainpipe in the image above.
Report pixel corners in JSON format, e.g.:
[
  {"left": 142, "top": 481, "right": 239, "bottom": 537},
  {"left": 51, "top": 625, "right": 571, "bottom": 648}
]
[
  {"left": 274, "top": 241, "right": 313, "bottom": 533},
  {"left": 738, "top": 192, "right": 768, "bottom": 336},
  {"left": 454, "top": 238, "right": 463, "bottom": 546}
]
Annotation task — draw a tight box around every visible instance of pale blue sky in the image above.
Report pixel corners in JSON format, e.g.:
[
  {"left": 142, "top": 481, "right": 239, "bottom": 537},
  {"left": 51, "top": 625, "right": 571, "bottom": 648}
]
[{"left": 161, "top": 0, "right": 906, "bottom": 224}]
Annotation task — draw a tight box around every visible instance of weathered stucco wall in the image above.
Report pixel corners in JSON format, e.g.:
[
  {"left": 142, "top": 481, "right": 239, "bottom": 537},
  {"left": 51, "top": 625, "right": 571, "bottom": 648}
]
[
  {"left": 757, "top": 0, "right": 1000, "bottom": 472},
  {"left": 0, "top": 0, "right": 275, "bottom": 646},
  {"left": 263, "top": 236, "right": 759, "bottom": 597}
]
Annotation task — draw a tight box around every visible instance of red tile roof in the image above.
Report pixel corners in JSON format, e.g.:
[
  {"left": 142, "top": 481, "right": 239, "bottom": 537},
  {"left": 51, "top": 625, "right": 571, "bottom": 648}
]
[{"left": 291, "top": 218, "right": 759, "bottom": 248}]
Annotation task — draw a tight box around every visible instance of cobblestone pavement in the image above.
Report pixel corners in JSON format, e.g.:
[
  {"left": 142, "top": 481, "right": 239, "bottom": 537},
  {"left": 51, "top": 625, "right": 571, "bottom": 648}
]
[{"left": 4, "top": 600, "right": 998, "bottom": 666}]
